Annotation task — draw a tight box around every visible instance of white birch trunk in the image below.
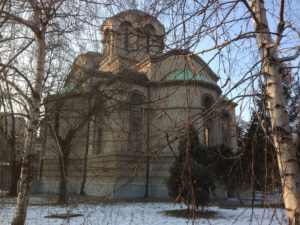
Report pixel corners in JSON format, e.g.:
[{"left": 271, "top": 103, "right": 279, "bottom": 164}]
[
  {"left": 251, "top": 0, "right": 300, "bottom": 224},
  {"left": 11, "top": 23, "right": 45, "bottom": 225}
]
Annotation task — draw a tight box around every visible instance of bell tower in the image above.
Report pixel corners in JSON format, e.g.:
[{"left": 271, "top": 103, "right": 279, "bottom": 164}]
[{"left": 99, "top": 10, "right": 165, "bottom": 72}]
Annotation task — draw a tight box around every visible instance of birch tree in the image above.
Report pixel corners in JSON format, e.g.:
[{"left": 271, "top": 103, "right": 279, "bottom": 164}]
[
  {"left": 0, "top": 1, "right": 47, "bottom": 224},
  {"left": 0, "top": 1, "right": 109, "bottom": 224},
  {"left": 250, "top": 1, "right": 300, "bottom": 223},
  {"left": 6, "top": 3, "right": 47, "bottom": 224}
]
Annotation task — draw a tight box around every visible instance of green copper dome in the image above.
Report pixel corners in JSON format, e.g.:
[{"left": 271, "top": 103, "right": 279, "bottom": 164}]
[
  {"left": 163, "top": 70, "right": 211, "bottom": 83},
  {"left": 60, "top": 84, "right": 75, "bottom": 94}
]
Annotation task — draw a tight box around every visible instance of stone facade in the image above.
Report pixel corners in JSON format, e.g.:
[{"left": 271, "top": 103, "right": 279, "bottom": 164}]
[{"left": 40, "top": 9, "right": 237, "bottom": 199}]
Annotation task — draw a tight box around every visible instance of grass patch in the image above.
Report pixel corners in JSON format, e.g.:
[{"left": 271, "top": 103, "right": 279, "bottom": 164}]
[
  {"left": 162, "top": 209, "right": 218, "bottom": 219},
  {"left": 45, "top": 213, "right": 83, "bottom": 219}
]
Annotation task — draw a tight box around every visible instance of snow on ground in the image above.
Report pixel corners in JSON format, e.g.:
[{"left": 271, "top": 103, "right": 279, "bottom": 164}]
[{"left": 0, "top": 201, "right": 287, "bottom": 225}]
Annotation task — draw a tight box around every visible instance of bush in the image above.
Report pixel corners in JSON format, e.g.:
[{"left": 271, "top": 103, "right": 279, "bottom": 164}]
[
  {"left": 167, "top": 126, "right": 215, "bottom": 210},
  {"left": 209, "top": 145, "right": 236, "bottom": 188}
]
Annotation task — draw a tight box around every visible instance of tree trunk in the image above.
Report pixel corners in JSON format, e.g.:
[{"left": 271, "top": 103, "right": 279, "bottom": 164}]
[
  {"left": 251, "top": 0, "right": 300, "bottom": 224},
  {"left": 58, "top": 152, "right": 69, "bottom": 204},
  {"left": 265, "top": 61, "right": 300, "bottom": 224},
  {"left": 9, "top": 159, "right": 20, "bottom": 196},
  {"left": 80, "top": 119, "right": 90, "bottom": 195},
  {"left": 11, "top": 27, "right": 45, "bottom": 225}
]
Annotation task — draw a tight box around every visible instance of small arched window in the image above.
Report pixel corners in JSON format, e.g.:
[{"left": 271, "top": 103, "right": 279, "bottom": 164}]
[
  {"left": 204, "top": 126, "right": 210, "bottom": 147},
  {"left": 221, "top": 111, "right": 231, "bottom": 123},
  {"left": 103, "top": 29, "right": 110, "bottom": 57},
  {"left": 202, "top": 94, "right": 214, "bottom": 109},
  {"left": 221, "top": 111, "right": 232, "bottom": 147},
  {"left": 144, "top": 24, "right": 156, "bottom": 53},
  {"left": 158, "top": 35, "right": 164, "bottom": 52},
  {"left": 93, "top": 100, "right": 103, "bottom": 155},
  {"left": 128, "top": 93, "right": 144, "bottom": 151},
  {"left": 119, "top": 22, "right": 132, "bottom": 51}
]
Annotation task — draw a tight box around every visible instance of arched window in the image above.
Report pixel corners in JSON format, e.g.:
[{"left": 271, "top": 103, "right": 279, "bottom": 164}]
[
  {"left": 144, "top": 24, "right": 156, "bottom": 53},
  {"left": 158, "top": 35, "right": 164, "bottom": 52},
  {"left": 103, "top": 29, "right": 110, "bottom": 57},
  {"left": 221, "top": 111, "right": 232, "bottom": 147},
  {"left": 202, "top": 94, "right": 214, "bottom": 109},
  {"left": 128, "top": 93, "right": 144, "bottom": 152},
  {"left": 204, "top": 126, "right": 210, "bottom": 147},
  {"left": 93, "top": 100, "right": 103, "bottom": 154},
  {"left": 119, "top": 22, "right": 132, "bottom": 51}
]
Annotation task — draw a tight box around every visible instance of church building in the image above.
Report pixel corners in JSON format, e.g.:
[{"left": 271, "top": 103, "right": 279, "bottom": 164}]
[{"left": 40, "top": 9, "right": 237, "bottom": 198}]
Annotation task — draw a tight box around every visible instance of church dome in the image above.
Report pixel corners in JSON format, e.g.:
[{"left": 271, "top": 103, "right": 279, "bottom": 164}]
[{"left": 100, "top": 9, "right": 165, "bottom": 64}]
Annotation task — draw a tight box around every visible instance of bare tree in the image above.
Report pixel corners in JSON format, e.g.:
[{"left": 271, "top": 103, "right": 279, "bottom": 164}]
[
  {"left": 250, "top": 1, "right": 300, "bottom": 223},
  {"left": 0, "top": 0, "right": 109, "bottom": 224},
  {"left": 138, "top": 0, "right": 300, "bottom": 223},
  {"left": 1, "top": 0, "right": 299, "bottom": 224},
  {"left": 45, "top": 91, "right": 100, "bottom": 203}
]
